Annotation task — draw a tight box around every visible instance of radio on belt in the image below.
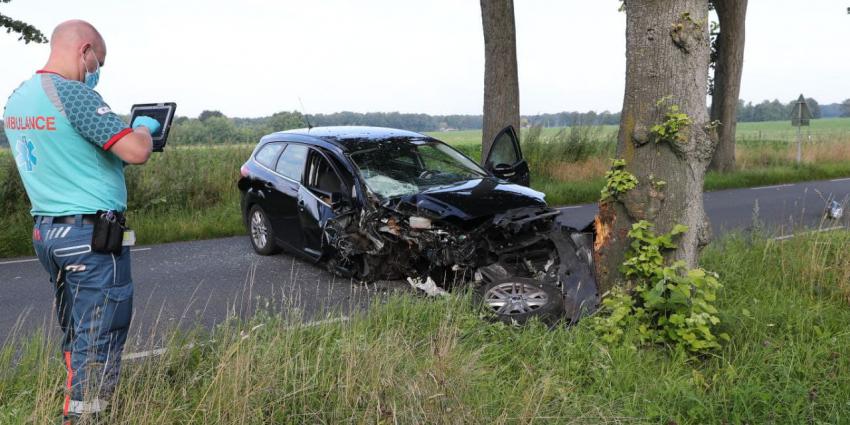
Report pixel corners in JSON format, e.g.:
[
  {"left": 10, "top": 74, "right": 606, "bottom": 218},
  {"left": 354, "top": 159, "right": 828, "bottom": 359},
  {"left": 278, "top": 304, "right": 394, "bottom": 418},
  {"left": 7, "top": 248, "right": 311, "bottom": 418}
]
[{"left": 129, "top": 102, "right": 177, "bottom": 152}]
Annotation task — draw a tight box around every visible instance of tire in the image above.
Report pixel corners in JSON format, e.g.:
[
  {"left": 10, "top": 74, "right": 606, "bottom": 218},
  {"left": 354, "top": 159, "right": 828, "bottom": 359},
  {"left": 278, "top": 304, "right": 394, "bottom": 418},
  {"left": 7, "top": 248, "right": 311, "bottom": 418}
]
[
  {"left": 248, "top": 205, "right": 280, "bottom": 255},
  {"left": 474, "top": 277, "right": 564, "bottom": 325}
]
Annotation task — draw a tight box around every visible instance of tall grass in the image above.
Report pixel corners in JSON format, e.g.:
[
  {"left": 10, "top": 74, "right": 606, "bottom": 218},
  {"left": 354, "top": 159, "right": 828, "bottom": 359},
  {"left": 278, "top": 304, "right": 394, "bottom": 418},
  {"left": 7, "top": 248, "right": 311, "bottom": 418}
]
[
  {"left": 0, "top": 146, "right": 252, "bottom": 257},
  {"left": 2, "top": 231, "right": 850, "bottom": 423}
]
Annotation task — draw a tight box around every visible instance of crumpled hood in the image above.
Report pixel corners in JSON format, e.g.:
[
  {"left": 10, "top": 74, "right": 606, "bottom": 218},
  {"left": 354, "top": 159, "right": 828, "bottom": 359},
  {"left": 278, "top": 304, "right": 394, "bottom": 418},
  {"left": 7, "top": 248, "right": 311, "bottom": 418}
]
[{"left": 387, "top": 177, "right": 547, "bottom": 222}]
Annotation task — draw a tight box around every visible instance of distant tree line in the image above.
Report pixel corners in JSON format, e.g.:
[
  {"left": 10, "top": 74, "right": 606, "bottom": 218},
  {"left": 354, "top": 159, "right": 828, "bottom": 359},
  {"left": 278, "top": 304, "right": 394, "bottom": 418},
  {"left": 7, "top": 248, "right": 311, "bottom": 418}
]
[
  {"left": 736, "top": 98, "right": 850, "bottom": 122},
  {"left": 2, "top": 98, "right": 850, "bottom": 148}
]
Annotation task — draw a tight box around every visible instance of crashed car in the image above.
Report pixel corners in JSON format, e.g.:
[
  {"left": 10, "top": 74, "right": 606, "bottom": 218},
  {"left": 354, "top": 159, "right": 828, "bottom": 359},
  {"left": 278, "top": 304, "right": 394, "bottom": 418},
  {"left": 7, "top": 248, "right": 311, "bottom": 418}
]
[{"left": 237, "top": 126, "right": 598, "bottom": 323}]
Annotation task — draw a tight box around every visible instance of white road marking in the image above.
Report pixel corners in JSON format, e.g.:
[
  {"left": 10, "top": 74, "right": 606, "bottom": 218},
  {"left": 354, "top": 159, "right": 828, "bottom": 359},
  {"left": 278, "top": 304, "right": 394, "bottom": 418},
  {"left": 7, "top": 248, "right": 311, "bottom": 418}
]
[
  {"left": 0, "top": 258, "right": 39, "bottom": 266},
  {"left": 830, "top": 177, "right": 850, "bottom": 183},
  {"left": 558, "top": 205, "right": 584, "bottom": 210},
  {"left": 0, "top": 247, "right": 152, "bottom": 266},
  {"left": 750, "top": 184, "right": 794, "bottom": 191},
  {"left": 770, "top": 226, "right": 845, "bottom": 241},
  {"left": 121, "top": 315, "right": 351, "bottom": 361}
]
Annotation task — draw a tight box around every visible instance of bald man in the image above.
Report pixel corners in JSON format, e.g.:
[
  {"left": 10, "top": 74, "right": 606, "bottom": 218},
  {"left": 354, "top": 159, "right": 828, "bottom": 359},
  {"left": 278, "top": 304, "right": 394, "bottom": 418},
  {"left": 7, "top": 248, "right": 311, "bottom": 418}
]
[{"left": 3, "top": 20, "right": 158, "bottom": 423}]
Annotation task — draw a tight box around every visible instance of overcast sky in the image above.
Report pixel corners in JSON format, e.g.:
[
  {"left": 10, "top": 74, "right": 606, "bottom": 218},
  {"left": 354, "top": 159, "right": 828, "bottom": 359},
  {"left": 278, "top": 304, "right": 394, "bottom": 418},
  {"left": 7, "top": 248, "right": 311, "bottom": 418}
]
[{"left": 1, "top": 0, "right": 848, "bottom": 118}]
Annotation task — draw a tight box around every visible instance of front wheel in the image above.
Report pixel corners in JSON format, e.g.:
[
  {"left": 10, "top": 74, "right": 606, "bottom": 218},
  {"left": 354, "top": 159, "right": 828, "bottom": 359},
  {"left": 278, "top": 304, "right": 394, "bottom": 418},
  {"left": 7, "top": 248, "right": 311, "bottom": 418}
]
[
  {"left": 475, "top": 277, "right": 564, "bottom": 325},
  {"left": 248, "top": 205, "right": 280, "bottom": 255}
]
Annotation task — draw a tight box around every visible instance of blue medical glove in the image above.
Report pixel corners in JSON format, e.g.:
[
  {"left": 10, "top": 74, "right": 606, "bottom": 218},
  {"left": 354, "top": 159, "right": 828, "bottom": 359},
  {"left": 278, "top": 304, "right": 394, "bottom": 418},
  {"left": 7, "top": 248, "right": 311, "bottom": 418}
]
[{"left": 132, "top": 116, "right": 161, "bottom": 134}]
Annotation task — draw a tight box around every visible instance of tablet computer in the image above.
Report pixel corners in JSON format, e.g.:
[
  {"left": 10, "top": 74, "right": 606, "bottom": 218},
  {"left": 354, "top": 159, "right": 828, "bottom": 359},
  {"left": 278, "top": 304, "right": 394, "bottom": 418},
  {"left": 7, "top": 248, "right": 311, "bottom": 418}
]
[{"left": 130, "top": 102, "right": 177, "bottom": 152}]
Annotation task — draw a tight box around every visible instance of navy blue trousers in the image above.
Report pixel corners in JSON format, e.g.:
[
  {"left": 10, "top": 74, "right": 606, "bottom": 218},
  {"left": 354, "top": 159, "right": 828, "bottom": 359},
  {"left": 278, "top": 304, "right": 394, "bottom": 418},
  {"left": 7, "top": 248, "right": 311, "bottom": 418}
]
[{"left": 32, "top": 215, "right": 133, "bottom": 417}]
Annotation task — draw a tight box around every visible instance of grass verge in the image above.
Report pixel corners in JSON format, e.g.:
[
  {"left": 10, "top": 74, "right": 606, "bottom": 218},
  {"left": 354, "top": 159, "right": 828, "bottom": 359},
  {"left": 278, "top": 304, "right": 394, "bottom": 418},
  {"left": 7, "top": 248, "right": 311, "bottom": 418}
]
[{"left": 2, "top": 231, "right": 850, "bottom": 423}]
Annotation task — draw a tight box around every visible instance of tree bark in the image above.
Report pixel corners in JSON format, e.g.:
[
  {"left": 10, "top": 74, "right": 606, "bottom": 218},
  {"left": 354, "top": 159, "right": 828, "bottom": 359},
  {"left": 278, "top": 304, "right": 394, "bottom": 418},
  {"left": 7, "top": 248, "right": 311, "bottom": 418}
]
[
  {"left": 480, "top": 0, "right": 520, "bottom": 159},
  {"left": 708, "top": 0, "right": 748, "bottom": 172},
  {"left": 594, "top": 0, "right": 716, "bottom": 293}
]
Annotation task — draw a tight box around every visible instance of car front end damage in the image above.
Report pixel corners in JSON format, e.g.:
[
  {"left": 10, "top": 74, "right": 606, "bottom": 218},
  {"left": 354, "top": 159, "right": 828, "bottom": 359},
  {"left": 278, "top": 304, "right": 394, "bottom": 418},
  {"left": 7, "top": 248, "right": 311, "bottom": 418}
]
[{"left": 322, "top": 196, "right": 600, "bottom": 323}]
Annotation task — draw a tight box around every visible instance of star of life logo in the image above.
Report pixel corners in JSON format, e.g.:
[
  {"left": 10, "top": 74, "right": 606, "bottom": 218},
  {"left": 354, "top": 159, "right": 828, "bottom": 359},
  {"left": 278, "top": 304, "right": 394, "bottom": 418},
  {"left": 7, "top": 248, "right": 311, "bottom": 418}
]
[{"left": 15, "top": 136, "right": 37, "bottom": 172}]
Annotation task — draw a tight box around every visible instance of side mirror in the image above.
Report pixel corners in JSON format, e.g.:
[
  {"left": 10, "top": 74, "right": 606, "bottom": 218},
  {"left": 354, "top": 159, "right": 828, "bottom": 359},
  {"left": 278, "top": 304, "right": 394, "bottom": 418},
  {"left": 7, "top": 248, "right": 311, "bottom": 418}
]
[{"left": 491, "top": 163, "right": 517, "bottom": 179}]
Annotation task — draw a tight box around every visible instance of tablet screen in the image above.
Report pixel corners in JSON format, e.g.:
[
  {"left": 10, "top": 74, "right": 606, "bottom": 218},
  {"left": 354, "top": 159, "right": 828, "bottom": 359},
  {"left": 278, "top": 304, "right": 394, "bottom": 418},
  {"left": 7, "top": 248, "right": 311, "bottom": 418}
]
[{"left": 130, "top": 102, "right": 177, "bottom": 151}]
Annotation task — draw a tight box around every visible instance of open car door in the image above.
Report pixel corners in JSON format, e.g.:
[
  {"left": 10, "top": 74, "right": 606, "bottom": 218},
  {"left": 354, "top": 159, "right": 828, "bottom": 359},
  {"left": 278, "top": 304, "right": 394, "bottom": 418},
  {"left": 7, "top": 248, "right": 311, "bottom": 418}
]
[
  {"left": 483, "top": 125, "right": 530, "bottom": 186},
  {"left": 297, "top": 149, "right": 346, "bottom": 261}
]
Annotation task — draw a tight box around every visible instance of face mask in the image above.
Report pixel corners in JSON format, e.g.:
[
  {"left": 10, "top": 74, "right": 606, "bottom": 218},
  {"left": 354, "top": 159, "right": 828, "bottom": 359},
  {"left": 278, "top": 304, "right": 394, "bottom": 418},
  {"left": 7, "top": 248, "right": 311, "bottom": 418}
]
[{"left": 82, "top": 48, "right": 100, "bottom": 89}]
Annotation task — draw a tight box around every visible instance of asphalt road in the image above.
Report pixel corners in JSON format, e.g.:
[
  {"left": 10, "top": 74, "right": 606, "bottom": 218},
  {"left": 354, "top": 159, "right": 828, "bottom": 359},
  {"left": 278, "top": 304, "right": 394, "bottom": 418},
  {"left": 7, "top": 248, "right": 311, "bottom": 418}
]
[{"left": 2, "top": 178, "right": 849, "bottom": 346}]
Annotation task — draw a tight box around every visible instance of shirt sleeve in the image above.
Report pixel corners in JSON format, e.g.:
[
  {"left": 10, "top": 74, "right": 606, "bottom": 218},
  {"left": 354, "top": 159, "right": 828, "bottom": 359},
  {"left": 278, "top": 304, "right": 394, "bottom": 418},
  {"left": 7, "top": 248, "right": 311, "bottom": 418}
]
[{"left": 53, "top": 79, "right": 132, "bottom": 150}]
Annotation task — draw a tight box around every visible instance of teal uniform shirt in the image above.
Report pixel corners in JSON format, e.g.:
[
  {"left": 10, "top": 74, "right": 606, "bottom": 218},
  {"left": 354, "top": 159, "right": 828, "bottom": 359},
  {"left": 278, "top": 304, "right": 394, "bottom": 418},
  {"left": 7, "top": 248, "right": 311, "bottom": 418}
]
[{"left": 3, "top": 71, "right": 132, "bottom": 216}]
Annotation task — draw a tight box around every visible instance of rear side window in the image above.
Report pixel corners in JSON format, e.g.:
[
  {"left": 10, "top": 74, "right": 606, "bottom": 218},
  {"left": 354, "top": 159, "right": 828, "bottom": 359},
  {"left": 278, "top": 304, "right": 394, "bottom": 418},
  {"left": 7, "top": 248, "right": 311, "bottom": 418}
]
[
  {"left": 254, "top": 143, "right": 284, "bottom": 168},
  {"left": 275, "top": 144, "right": 309, "bottom": 181}
]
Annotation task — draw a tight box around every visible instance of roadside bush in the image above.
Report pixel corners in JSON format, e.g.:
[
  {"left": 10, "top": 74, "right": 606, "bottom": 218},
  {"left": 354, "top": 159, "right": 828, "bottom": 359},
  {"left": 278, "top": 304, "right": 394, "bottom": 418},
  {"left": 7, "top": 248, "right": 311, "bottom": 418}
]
[
  {"left": 0, "top": 151, "right": 28, "bottom": 211},
  {"left": 0, "top": 145, "right": 252, "bottom": 257},
  {"left": 124, "top": 145, "right": 252, "bottom": 213}
]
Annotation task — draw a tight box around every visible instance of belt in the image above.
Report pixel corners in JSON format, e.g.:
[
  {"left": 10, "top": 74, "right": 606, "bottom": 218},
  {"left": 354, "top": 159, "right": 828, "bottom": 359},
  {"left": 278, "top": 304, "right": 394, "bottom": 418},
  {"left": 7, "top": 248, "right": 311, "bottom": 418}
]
[{"left": 34, "top": 214, "right": 100, "bottom": 225}]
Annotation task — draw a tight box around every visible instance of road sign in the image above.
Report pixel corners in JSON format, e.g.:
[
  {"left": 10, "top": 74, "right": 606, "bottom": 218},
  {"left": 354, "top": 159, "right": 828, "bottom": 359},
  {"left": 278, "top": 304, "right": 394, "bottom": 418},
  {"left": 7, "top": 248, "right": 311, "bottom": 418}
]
[
  {"left": 791, "top": 94, "right": 812, "bottom": 127},
  {"left": 791, "top": 94, "right": 813, "bottom": 164}
]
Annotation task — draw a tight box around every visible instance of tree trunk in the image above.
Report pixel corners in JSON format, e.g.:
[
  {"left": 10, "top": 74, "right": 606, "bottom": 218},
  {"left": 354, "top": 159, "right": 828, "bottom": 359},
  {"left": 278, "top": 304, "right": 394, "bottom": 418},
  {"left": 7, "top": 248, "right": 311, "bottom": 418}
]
[
  {"left": 480, "top": 0, "right": 520, "bottom": 159},
  {"left": 708, "top": 0, "right": 748, "bottom": 172},
  {"left": 594, "top": 0, "right": 716, "bottom": 293}
]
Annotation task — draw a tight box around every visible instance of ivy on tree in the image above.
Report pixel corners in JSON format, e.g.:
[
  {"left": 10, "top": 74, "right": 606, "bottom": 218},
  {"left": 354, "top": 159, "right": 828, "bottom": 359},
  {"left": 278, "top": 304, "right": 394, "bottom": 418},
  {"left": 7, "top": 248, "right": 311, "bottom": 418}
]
[
  {"left": 600, "top": 159, "right": 638, "bottom": 202},
  {"left": 650, "top": 98, "right": 692, "bottom": 145}
]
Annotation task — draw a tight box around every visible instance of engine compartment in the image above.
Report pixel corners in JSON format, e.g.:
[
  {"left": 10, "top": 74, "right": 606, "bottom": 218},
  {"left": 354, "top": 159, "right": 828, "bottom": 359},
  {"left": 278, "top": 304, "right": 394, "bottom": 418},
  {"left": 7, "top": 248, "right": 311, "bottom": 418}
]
[{"left": 322, "top": 199, "right": 600, "bottom": 322}]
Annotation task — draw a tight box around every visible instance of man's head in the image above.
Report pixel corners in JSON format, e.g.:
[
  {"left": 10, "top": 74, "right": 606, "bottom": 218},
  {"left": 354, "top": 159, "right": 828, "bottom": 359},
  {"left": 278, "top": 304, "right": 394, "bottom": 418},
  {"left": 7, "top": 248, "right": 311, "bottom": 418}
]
[{"left": 46, "top": 20, "right": 106, "bottom": 87}]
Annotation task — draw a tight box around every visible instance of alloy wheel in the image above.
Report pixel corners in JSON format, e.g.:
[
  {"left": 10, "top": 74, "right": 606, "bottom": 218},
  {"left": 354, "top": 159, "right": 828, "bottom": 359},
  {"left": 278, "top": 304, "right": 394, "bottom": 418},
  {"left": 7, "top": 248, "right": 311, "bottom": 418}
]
[
  {"left": 483, "top": 281, "right": 550, "bottom": 315},
  {"left": 251, "top": 209, "right": 268, "bottom": 249}
]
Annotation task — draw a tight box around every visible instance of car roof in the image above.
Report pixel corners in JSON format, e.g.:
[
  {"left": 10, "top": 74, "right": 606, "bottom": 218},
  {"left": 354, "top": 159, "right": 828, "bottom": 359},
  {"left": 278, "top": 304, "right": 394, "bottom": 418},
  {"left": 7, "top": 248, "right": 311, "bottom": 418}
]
[{"left": 265, "top": 126, "right": 438, "bottom": 153}]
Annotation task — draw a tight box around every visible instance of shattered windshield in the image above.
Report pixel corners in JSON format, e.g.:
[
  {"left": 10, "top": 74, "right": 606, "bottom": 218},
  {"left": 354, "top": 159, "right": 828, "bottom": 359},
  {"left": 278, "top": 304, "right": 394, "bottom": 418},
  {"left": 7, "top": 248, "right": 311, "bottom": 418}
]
[{"left": 350, "top": 139, "right": 488, "bottom": 198}]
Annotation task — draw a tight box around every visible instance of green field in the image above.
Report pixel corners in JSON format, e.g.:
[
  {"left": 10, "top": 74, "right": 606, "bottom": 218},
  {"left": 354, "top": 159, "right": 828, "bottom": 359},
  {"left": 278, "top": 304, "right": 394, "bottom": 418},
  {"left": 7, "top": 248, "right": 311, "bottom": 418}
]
[
  {"left": 1, "top": 118, "right": 850, "bottom": 258},
  {"left": 2, "top": 230, "right": 849, "bottom": 423},
  {"left": 426, "top": 117, "right": 850, "bottom": 149}
]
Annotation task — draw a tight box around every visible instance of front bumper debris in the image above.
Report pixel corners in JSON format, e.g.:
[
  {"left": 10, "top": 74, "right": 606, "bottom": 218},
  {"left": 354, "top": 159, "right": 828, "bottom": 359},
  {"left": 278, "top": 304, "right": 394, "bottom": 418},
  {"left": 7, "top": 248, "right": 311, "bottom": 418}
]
[{"left": 324, "top": 204, "right": 600, "bottom": 322}]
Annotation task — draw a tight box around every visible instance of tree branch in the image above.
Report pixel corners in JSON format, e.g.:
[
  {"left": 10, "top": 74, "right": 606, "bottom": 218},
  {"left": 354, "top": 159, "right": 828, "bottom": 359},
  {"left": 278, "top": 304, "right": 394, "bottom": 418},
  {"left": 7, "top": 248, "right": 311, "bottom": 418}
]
[{"left": 0, "top": 11, "right": 48, "bottom": 44}]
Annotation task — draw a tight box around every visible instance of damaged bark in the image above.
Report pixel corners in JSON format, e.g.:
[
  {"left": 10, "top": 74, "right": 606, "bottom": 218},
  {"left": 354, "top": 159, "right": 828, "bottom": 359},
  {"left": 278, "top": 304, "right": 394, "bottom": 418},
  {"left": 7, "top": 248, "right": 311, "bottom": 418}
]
[{"left": 595, "top": 0, "right": 716, "bottom": 295}]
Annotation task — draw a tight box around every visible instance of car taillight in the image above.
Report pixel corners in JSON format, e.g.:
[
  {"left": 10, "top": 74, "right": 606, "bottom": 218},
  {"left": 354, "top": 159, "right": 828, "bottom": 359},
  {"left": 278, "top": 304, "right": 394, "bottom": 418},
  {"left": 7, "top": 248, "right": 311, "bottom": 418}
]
[{"left": 240, "top": 165, "right": 250, "bottom": 178}]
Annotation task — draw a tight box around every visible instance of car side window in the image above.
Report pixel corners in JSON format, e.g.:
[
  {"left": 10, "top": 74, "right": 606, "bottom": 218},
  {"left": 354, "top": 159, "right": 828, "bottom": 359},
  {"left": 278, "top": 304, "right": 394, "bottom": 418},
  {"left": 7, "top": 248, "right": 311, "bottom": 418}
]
[
  {"left": 275, "top": 144, "right": 309, "bottom": 181},
  {"left": 254, "top": 143, "right": 284, "bottom": 169},
  {"left": 486, "top": 131, "right": 520, "bottom": 167},
  {"left": 306, "top": 151, "right": 344, "bottom": 195}
]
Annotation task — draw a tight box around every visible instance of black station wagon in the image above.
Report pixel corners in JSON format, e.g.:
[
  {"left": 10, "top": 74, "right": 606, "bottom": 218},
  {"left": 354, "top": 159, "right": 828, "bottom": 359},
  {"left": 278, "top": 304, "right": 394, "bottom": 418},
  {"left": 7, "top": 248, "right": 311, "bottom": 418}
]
[{"left": 238, "top": 126, "right": 597, "bottom": 323}]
